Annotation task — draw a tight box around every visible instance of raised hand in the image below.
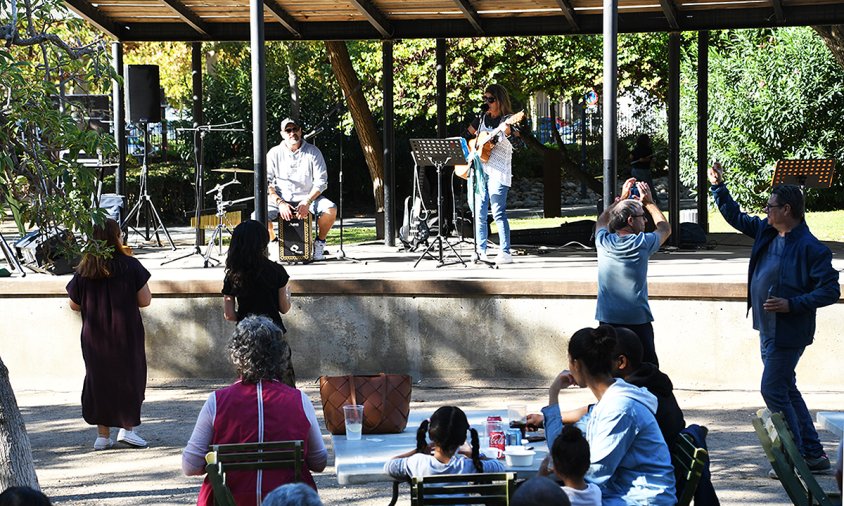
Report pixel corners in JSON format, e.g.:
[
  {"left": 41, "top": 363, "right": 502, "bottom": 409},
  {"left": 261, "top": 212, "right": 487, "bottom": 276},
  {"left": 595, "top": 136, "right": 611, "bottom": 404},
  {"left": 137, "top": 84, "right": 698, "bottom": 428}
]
[{"left": 708, "top": 162, "right": 724, "bottom": 185}]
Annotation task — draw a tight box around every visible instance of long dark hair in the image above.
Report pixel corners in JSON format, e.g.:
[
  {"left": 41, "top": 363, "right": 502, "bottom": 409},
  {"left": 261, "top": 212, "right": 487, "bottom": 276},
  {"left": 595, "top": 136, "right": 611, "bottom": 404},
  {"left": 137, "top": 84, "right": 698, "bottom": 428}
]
[
  {"left": 485, "top": 84, "right": 513, "bottom": 116},
  {"left": 568, "top": 325, "right": 618, "bottom": 377},
  {"left": 225, "top": 220, "right": 269, "bottom": 289},
  {"left": 76, "top": 218, "right": 132, "bottom": 279},
  {"left": 416, "top": 406, "right": 483, "bottom": 473}
]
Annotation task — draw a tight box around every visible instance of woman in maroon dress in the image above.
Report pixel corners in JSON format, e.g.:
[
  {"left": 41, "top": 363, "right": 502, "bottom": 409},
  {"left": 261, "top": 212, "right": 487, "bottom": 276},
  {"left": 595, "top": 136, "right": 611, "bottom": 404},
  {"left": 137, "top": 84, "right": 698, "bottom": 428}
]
[{"left": 66, "top": 219, "right": 152, "bottom": 450}]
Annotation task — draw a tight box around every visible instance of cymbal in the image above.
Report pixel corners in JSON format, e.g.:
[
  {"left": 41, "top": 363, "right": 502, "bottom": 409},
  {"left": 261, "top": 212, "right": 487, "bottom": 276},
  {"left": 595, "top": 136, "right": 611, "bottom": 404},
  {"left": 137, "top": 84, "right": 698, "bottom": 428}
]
[{"left": 212, "top": 168, "right": 253, "bottom": 174}]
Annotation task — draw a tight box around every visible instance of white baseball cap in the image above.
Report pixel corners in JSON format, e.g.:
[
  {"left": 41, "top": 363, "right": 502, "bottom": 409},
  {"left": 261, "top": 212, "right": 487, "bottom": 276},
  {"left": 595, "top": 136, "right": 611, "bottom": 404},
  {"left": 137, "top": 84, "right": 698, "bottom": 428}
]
[{"left": 280, "top": 118, "right": 299, "bottom": 131}]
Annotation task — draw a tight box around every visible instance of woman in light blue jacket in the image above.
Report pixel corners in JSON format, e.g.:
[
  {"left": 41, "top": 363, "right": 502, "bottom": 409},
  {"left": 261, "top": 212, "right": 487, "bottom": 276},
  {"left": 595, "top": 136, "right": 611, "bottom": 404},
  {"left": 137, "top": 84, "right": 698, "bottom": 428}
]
[{"left": 541, "top": 325, "right": 676, "bottom": 505}]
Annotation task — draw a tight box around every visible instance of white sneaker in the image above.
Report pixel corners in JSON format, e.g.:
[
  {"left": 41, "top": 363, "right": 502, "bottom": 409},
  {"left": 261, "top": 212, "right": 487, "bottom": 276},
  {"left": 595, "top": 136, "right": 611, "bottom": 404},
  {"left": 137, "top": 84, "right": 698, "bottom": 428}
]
[
  {"left": 313, "top": 240, "right": 326, "bottom": 260},
  {"left": 94, "top": 437, "right": 114, "bottom": 450},
  {"left": 471, "top": 251, "right": 488, "bottom": 262},
  {"left": 117, "top": 428, "right": 147, "bottom": 448},
  {"left": 496, "top": 251, "right": 513, "bottom": 265}
]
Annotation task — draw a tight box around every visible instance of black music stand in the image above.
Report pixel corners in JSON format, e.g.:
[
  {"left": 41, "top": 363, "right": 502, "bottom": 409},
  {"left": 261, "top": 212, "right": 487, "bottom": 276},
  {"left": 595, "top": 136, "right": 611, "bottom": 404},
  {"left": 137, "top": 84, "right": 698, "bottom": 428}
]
[
  {"left": 410, "top": 138, "right": 468, "bottom": 268},
  {"left": 772, "top": 159, "right": 836, "bottom": 193}
]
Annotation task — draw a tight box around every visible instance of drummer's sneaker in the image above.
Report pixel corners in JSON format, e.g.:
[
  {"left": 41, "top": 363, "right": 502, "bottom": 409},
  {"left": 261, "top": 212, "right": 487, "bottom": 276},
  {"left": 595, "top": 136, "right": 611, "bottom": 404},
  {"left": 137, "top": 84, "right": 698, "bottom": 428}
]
[
  {"left": 313, "top": 239, "right": 326, "bottom": 260},
  {"left": 117, "top": 428, "right": 148, "bottom": 448}
]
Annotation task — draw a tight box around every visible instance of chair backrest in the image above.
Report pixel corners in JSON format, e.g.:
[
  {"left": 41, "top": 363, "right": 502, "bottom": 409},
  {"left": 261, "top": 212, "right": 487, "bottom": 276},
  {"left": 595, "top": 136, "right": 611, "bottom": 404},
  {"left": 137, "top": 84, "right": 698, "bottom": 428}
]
[
  {"left": 671, "top": 432, "right": 709, "bottom": 506},
  {"left": 752, "top": 408, "right": 835, "bottom": 506},
  {"left": 204, "top": 440, "right": 305, "bottom": 506},
  {"left": 410, "top": 472, "right": 516, "bottom": 506}
]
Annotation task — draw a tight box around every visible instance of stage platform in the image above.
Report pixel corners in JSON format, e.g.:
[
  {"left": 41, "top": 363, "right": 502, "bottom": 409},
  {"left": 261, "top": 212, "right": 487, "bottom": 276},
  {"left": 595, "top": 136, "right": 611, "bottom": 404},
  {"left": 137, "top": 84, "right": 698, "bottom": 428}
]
[{"left": 1, "top": 224, "right": 843, "bottom": 393}]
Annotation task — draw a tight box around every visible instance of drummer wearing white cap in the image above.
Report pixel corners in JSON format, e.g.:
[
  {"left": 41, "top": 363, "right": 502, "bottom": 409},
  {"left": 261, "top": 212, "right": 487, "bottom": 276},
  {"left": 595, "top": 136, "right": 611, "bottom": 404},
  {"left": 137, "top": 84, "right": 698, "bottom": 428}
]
[{"left": 264, "top": 117, "right": 337, "bottom": 260}]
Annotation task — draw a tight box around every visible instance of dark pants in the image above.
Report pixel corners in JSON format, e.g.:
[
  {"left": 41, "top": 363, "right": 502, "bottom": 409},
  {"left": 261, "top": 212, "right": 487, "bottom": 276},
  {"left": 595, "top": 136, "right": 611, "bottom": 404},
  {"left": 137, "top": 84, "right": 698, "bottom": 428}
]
[
  {"left": 760, "top": 336, "right": 823, "bottom": 457},
  {"left": 602, "top": 321, "right": 659, "bottom": 367}
]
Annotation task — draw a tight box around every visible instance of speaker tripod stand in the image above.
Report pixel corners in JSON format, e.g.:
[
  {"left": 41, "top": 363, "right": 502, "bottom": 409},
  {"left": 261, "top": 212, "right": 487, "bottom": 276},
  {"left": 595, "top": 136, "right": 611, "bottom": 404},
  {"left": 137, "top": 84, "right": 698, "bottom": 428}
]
[
  {"left": 122, "top": 122, "right": 176, "bottom": 250},
  {"left": 410, "top": 138, "right": 469, "bottom": 268}
]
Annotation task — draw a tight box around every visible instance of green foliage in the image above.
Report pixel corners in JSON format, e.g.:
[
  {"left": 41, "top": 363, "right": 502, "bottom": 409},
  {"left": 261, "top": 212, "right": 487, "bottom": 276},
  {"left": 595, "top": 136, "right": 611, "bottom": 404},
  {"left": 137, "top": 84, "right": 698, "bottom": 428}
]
[
  {"left": 1, "top": 2, "right": 116, "bottom": 256},
  {"left": 680, "top": 28, "right": 844, "bottom": 211}
]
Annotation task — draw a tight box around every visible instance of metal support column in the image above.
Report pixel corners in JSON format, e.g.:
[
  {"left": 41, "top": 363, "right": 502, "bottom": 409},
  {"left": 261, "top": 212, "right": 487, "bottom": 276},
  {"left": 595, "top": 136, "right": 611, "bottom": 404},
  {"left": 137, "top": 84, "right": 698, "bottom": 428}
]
[
  {"left": 383, "top": 40, "right": 396, "bottom": 246},
  {"left": 111, "top": 42, "right": 126, "bottom": 218},
  {"left": 191, "top": 42, "right": 205, "bottom": 245},
  {"left": 601, "top": 0, "right": 619, "bottom": 209},
  {"left": 250, "top": 0, "right": 268, "bottom": 225},
  {"left": 436, "top": 38, "right": 447, "bottom": 138},
  {"left": 696, "top": 31, "right": 710, "bottom": 233},
  {"left": 668, "top": 32, "right": 681, "bottom": 247}
]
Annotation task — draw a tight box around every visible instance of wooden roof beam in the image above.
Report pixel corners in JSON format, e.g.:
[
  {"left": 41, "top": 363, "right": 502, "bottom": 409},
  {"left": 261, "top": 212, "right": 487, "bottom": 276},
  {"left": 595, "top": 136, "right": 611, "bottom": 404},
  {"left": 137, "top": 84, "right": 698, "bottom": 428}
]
[
  {"left": 63, "top": 0, "right": 126, "bottom": 39},
  {"left": 553, "top": 0, "right": 579, "bottom": 31},
  {"left": 660, "top": 0, "right": 680, "bottom": 30},
  {"left": 450, "top": 0, "right": 484, "bottom": 35},
  {"left": 771, "top": 0, "right": 785, "bottom": 23},
  {"left": 158, "top": 0, "right": 212, "bottom": 37},
  {"left": 263, "top": 0, "right": 303, "bottom": 38},
  {"left": 348, "top": 0, "right": 393, "bottom": 38}
]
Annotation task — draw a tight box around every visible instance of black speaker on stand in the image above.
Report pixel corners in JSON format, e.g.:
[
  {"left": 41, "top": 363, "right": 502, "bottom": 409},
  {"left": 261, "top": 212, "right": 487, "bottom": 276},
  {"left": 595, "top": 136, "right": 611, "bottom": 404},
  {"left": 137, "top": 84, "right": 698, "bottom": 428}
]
[{"left": 121, "top": 65, "right": 175, "bottom": 249}]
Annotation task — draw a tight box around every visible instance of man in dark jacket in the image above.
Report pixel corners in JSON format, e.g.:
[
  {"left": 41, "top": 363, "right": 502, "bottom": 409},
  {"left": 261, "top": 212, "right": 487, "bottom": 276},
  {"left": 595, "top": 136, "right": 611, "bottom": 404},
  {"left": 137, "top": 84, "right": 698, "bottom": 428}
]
[
  {"left": 710, "top": 163, "right": 840, "bottom": 471},
  {"left": 612, "top": 327, "right": 685, "bottom": 445}
]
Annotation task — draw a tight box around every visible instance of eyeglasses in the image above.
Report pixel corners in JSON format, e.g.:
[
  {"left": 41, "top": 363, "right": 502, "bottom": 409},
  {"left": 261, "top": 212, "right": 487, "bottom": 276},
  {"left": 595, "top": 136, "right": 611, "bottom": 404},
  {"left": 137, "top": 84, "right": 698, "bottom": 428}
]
[
  {"left": 631, "top": 214, "right": 645, "bottom": 218},
  {"left": 764, "top": 203, "right": 785, "bottom": 211},
  {"left": 284, "top": 127, "right": 300, "bottom": 133},
  {"left": 482, "top": 96, "right": 497, "bottom": 103}
]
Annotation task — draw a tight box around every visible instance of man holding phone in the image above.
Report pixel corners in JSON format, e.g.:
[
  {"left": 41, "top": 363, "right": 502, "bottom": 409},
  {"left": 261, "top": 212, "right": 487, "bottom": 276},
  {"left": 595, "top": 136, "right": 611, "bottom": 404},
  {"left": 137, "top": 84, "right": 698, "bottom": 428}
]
[
  {"left": 709, "top": 162, "right": 839, "bottom": 474},
  {"left": 594, "top": 178, "right": 671, "bottom": 366}
]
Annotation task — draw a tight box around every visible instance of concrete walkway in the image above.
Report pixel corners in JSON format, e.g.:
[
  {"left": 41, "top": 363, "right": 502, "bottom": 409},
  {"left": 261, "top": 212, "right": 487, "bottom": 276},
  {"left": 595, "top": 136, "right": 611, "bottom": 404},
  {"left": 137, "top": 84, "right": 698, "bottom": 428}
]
[{"left": 14, "top": 378, "right": 843, "bottom": 505}]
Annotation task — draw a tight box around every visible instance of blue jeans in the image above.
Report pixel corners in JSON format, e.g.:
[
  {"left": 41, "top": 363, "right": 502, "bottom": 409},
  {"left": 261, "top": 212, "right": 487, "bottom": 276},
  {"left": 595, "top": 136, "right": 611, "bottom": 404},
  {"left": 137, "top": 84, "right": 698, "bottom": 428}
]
[
  {"left": 759, "top": 336, "right": 823, "bottom": 457},
  {"left": 473, "top": 177, "right": 510, "bottom": 254}
]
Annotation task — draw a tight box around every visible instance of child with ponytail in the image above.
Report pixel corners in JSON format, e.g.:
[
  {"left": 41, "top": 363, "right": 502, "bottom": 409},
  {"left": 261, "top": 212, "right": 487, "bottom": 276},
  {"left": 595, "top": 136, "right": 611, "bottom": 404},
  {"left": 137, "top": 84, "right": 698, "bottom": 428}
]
[{"left": 384, "top": 406, "right": 504, "bottom": 480}]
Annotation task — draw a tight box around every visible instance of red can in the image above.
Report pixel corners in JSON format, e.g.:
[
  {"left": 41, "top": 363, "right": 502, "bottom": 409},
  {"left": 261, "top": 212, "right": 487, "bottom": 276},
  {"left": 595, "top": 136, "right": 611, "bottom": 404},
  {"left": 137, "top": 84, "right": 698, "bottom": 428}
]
[{"left": 487, "top": 416, "right": 505, "bottom": 452}]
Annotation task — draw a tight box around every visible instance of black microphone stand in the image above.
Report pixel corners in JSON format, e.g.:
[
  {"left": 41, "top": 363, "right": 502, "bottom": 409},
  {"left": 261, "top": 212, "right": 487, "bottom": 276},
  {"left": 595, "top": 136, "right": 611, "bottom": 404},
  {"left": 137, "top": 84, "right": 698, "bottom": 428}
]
[
  {"left": 305, "top": 99, "right": 363, "bottom": 264},
  {"left": 162, "top": 120, "right": 245, "bottom": 266},
  {"left": 468, "top": 107, "right": 496, "bottom": 268}
]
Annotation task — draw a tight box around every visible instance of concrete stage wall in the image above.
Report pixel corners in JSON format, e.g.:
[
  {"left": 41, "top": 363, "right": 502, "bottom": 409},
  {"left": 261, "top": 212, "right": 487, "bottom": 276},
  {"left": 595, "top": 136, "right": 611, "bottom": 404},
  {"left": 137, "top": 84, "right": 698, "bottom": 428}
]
[{"left": 2, "top": 277, "right": 842, "bottom": 392}]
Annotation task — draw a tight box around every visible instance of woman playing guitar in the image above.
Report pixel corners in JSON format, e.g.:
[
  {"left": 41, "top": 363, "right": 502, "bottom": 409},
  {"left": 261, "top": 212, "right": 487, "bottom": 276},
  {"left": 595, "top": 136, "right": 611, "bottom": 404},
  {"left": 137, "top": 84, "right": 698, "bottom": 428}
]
[{"left": 465, "top": 84, "right": 517, "bottom": 265}]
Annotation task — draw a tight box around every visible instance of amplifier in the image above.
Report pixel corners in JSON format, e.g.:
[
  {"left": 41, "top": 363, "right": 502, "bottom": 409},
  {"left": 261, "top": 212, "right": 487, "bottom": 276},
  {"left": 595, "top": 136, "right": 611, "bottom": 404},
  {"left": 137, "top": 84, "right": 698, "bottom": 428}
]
[
  {"left": 14, "top": 228, "right": 77, "bottom": 275},
  {"left": 278, "top": 215, "right": 313, "bottom": 263}
]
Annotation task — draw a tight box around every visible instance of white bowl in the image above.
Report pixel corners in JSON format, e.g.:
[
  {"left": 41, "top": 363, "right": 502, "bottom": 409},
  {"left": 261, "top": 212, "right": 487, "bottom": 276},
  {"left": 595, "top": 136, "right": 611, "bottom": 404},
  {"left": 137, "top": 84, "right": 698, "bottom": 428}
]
[{"left": 503, "top": 448, "right": 535, "bottom": 467}]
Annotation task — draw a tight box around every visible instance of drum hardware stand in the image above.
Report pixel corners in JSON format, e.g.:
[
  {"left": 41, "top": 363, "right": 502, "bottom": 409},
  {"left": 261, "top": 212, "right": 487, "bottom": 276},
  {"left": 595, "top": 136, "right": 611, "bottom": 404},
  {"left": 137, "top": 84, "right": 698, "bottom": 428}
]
[
  {"left": 121, "top": 120, "right": 176, "bottom": 250},
  {"left": 410, "top": 138, "right": 468, "bottom": 268},
  {"left": 202, "top": 179, "right": 254, "bottom": 268},
  {"left": 162, "top": 121, "right": 245, "bottom": 266}
]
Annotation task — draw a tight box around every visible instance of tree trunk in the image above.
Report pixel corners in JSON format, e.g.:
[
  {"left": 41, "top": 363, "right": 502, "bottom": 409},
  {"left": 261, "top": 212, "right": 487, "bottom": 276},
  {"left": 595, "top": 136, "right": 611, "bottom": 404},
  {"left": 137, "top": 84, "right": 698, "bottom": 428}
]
[
  {"left": 287, "top": 63, "right": 301, "bottom": 122},
  {"left": 814, "top": 26, "right": 844, "bottom": 69},
  {"left": 324, "top": 40, "right": 385, "bottom": 212},
  {"left": 519, "top": 128, "right": 603, "bottom": 195},
  {"left": 0, "top": 357, "right": 40, "bottom": 491}
]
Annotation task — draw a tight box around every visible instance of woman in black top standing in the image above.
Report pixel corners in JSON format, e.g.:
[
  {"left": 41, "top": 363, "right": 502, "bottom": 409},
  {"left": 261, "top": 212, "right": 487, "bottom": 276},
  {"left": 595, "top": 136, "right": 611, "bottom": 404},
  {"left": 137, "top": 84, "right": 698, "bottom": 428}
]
[
  {"left": 630, "top": 134, "right": 658, "bottom": 205},
  {"left": 223, "top": 219, "right": 294, "bottom": 385}
]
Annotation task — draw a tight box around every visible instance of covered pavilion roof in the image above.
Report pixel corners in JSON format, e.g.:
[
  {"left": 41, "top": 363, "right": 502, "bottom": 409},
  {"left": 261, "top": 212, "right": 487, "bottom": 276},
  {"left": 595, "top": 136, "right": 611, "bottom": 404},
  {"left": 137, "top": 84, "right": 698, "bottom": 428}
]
[{"left": 66, "top": 0, "right": 844, "bottom": 41}]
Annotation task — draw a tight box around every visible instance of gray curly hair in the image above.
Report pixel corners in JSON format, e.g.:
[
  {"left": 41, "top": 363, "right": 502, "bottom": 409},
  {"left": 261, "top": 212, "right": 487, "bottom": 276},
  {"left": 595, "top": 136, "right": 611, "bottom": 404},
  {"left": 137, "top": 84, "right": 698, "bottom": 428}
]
[{"left": 227, "top": 315, "right": 290, "bottom": 383}]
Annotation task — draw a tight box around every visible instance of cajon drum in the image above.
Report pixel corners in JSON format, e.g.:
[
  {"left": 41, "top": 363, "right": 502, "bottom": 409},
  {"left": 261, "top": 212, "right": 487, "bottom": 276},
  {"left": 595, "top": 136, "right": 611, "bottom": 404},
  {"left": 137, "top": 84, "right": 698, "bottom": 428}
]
[{"left": 278, "top": 214, "right": 313, "bottom": 262}]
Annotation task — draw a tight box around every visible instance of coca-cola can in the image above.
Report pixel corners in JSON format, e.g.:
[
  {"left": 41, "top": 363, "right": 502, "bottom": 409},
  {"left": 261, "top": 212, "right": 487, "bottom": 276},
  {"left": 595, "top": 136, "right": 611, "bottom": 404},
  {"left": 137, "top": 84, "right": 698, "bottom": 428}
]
[{"left": 489, "top": 429, "right": 506, "bottom": 452}]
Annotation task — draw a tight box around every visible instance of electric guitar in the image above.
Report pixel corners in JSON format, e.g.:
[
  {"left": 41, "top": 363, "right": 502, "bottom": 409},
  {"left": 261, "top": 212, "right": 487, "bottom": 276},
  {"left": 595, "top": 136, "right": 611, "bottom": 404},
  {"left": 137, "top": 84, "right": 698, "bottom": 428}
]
[{"left": 454, "top": 111, "right": 524, "bottom": 179}]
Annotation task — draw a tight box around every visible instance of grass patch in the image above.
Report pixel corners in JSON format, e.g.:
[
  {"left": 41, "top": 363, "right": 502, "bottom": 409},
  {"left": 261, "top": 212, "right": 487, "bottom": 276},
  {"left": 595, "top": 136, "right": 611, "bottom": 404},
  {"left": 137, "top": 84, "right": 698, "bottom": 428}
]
[{"left": 327, "top": 209, "right": 843, "bottom": 245}]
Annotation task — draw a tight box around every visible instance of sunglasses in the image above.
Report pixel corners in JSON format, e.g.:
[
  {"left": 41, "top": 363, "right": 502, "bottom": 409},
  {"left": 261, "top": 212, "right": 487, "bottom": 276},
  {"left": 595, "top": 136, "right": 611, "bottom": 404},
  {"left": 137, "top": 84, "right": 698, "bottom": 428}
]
[
  {"left": 284, "top": 126, "right": 300, "bottom": 133},
  {"left": 482, "top": 96, "right": 497, "bottom": 103},
  {"left": 631, "top": 214, "right": 645, "bottom": 218}
]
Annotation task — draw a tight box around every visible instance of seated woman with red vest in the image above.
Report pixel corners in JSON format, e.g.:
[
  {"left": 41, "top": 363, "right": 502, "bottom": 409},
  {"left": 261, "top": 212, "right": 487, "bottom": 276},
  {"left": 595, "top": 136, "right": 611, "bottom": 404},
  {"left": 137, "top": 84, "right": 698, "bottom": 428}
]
[{"left": 182, "top": 315, "right": 327, "bottom": 505}]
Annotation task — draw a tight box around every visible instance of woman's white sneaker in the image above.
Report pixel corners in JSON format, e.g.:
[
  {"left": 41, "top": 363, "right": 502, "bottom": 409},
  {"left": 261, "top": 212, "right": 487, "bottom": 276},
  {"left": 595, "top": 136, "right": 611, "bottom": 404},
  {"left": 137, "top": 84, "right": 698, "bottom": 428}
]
[
  {"left": 495, "top": 252, "right": 513, "bottom": 265},
  {"left": 93, "top": 437, "right": 114, "bottom": 450},
  {"left": 117, "top": 429, "right": 148, "bottom": 448}
]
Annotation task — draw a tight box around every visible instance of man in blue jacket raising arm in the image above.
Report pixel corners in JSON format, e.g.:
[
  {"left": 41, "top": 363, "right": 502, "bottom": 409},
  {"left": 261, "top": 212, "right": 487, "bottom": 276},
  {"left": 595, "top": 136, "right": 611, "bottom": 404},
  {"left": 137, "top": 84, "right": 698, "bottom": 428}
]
[{"left": 709, "top": 162, "right": 840, "bottom": 472}]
